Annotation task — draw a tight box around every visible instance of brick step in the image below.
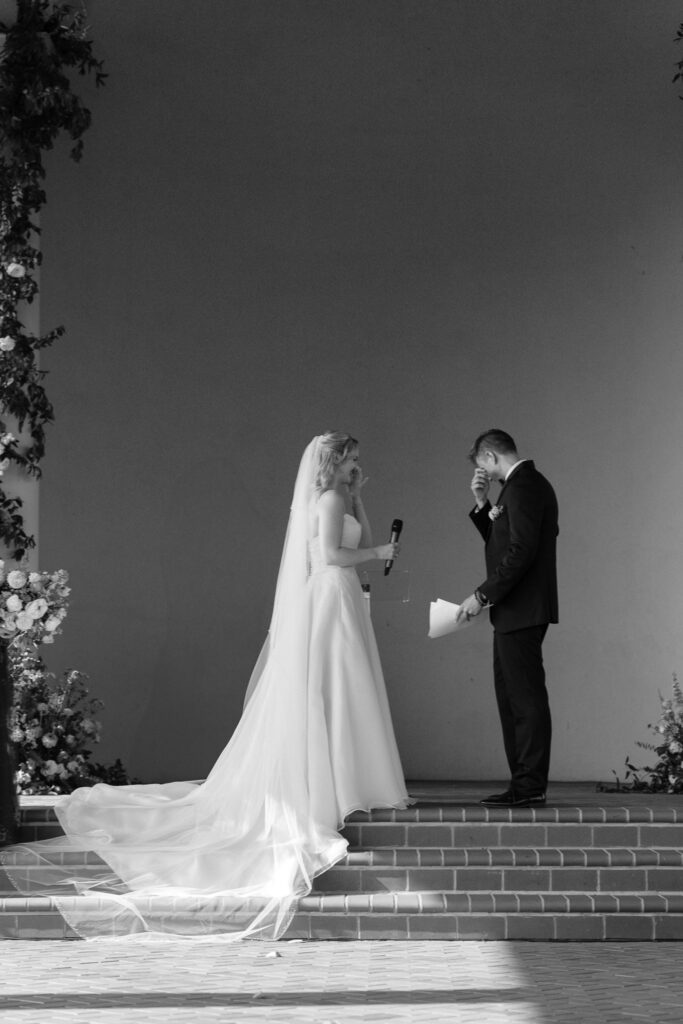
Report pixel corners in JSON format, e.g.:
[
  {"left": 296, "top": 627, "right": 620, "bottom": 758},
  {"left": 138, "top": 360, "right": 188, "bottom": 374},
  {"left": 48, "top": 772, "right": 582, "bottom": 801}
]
[
  {"left": 341, "top": 820, "right": 683, "bottom": 849},
  {"left": 3, "top": 893, "right": 683, "bottom": 942},
  {"left": 17, "top": 796, "right": 683, "bottom": 839},
  {"left": 6, "top": 844, "right": 682, "bottom": 872},
  {"left": 19, "top": 817, "right": 683, "bottom": 848},
  {"left": 348, "top": 804, "right": 683, "bottom": 824},
  {"left": 4, "top": 850, "right": 680, "bottom": 897},
  {"left": 315, "top": 863, "right": 683, "bottom": 894},
  {"left": 293, "top": 911, "right": 683, "bottom": 942},
  {"left": 341, "top": 846, "right": 683, "bottom": 867}
]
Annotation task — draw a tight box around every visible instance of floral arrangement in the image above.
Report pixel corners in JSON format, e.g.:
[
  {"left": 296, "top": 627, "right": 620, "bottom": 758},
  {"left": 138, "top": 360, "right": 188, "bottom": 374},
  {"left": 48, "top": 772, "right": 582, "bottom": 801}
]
[
  {"left": 0, "top": 560, "right": 69, "bottom": 651},
  {"left": 602, "top": 674, "right": 683, "bottom": 794},
  {"left": 9, "top": 647, "right": 132, "bottom": 795},
  {"left": 10, "top": 648, "right": 101, "bottom": 793}
]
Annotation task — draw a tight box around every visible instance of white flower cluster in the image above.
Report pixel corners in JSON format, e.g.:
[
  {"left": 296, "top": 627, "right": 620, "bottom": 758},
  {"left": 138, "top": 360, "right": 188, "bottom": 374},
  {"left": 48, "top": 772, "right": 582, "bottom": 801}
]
[
  {"left": 4, "top": 261, "right": 26, "bottom": 279},
  {"left": 1, "top": 264, "right": 28, "bottom": 353},
  {"left": 0, "top": 431, "right": 16, "bottom": 477},
  {"left": 0, "top": 563, "right": 70, "bottom": 647}
]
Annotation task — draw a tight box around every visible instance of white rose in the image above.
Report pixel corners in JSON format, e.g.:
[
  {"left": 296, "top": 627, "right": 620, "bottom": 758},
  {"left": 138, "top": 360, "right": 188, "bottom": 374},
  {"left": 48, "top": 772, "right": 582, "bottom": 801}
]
[
  {"left": 81, "top": 719, "right": 95, "bottom": 734},
  {"left": 42, "top": 733, "right": 58, "bottom": 749},
  {"left": 44, "top": 615, "right": 61, "bottom": 632},
  {"left": 5, "top": 262, "right": 26, "bottom": 278},
  {"left": 7, "top": 570, "right": 26, "bottom": 589},
  {"left": 6, "top": 595, "right": 22, "bottom": 612},
  {"left": 67, "top": 760, "right": 80, "bottom": 773},
  {"left": 26, "top": 598, "right": 48, "bottom": 620},
  {"left": 0, "top": 335, "right": 15, "bottom": 352},
  {"left": 1, "top": 433, "right": 15, "bottom": 447},
  {"left": 669, "top": 741, "right": 682, "bottom": 755},
  {"left": 15, "top": 611, "right": 34, "bottom": 630},
  {"left": 43, "top": 759, "right": 59, "bottom": 777},
  {"left": 41, "top": 634, "right": 55, "bottom": 644}
]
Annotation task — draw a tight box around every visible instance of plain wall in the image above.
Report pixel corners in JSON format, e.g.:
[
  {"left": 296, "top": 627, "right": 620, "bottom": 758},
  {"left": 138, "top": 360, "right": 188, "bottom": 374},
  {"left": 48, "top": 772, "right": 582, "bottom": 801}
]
[{"left": 31, "top": 0, "right": 683, "bottom": 782}]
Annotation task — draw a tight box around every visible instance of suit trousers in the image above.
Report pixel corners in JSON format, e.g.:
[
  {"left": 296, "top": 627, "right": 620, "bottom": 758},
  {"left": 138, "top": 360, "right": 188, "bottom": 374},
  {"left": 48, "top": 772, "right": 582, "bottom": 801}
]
[{"left": 492, "top": 624, "right": 551, "bottom": 796}]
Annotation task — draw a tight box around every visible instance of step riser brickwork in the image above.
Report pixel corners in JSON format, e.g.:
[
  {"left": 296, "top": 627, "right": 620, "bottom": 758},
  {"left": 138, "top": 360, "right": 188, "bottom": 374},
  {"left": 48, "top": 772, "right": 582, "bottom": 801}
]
[
  {"left": 314, "top": 865, "right": 683, "bottom": 893},
  {"left": 341, "top": 823, "right": 683, "bottom": 849}
]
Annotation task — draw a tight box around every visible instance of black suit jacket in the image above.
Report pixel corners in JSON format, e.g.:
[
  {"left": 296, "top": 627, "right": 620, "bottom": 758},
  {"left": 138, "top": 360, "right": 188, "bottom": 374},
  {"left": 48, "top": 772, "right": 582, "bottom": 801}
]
[{"left": 469, "top": 461, "right": 559, "bottom": 634}]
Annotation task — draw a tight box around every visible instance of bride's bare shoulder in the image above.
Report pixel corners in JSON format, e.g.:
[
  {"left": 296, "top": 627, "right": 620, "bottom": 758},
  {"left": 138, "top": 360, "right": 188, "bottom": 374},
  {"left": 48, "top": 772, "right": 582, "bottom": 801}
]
[{"left": 316, "top": 489, "right": 344, "bottom": 515}]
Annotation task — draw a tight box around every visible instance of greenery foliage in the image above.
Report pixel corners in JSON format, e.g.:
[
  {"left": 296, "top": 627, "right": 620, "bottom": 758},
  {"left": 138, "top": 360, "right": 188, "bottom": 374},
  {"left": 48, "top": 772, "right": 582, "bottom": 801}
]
[
  {"left": 601, "top": 675, "right": 683, "bottom": 794},
  {"left": 0, "top": 0, "right": 105, "bottom": 559}
]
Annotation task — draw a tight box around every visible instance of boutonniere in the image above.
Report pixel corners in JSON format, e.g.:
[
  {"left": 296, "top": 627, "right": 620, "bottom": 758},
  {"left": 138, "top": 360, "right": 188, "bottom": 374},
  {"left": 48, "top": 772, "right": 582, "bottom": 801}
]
[{"left": 489, "top": 504, "right": 505, "bottom": 522}]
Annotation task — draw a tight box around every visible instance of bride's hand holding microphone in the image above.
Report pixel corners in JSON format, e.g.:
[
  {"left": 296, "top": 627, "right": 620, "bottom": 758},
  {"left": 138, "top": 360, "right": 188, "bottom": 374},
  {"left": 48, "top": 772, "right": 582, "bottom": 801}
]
[{"left": 375, "top": 538, "right": 401, "bottom": 563}]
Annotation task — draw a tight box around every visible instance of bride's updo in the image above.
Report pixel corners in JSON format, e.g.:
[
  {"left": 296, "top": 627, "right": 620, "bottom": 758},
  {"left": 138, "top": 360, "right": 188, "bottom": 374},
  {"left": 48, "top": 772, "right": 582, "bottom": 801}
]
[{"left": 315, "top": 431, "right": 358, "bottom": 494}]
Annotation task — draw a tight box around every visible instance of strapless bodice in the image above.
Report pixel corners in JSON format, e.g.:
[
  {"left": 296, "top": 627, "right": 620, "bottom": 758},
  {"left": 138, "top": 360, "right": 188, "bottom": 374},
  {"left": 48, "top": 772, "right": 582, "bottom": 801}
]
[{"left": 309, "top": 514, "right": 361, "bottom": 574}]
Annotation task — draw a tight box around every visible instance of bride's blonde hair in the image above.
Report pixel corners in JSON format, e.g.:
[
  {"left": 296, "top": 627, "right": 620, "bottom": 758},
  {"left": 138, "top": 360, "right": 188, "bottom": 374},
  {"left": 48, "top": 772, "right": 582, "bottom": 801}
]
[{"left": 314, "top": 431, "right": 359, "bottom": 494}]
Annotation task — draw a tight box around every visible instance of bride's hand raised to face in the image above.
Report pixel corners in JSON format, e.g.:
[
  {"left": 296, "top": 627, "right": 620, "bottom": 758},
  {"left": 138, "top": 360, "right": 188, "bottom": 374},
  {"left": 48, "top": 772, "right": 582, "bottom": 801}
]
[{"left": 349, "top": 466, "right": 368, "bottom": 500}]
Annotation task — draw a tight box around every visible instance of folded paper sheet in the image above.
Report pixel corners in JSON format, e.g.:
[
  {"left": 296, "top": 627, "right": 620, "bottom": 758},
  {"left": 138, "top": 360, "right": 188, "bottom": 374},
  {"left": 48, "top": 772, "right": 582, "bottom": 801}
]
[{"left": 428, "top": 598, "right": 472, "bottom": 638}]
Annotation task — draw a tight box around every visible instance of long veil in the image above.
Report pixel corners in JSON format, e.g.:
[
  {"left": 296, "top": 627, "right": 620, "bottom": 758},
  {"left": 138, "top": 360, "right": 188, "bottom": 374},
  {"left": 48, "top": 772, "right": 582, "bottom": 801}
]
[{"left": 0, "top": 436, "right": 349, "bottom": 940}]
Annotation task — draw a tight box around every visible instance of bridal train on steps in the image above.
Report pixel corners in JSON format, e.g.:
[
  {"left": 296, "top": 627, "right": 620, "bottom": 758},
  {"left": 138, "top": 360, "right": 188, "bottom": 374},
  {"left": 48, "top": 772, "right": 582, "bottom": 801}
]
[{"left": 1, "top": 435, "right": 410, "bottom": 940}]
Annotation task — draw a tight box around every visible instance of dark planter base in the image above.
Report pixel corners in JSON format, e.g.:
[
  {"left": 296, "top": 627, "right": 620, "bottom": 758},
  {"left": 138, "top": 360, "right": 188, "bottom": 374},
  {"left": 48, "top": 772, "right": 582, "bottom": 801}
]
[{"left": 0, "top": 641, "right": 18, "bottom": 846}]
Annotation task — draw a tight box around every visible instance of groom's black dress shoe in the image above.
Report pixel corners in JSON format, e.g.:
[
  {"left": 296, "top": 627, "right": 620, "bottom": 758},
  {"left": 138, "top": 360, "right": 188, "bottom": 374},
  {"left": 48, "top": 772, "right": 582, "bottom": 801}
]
[
  {"left": 480, "top": 790, "right": 514, "bottom": 806},
  {"left": 480, "top": 790, "right": 546, "bottom": 807}
]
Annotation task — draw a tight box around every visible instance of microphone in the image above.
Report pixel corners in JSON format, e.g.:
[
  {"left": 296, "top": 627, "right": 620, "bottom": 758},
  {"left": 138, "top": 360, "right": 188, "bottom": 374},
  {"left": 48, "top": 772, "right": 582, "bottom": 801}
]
[{"left": 384, "top": 518, "right": 403, "bottom": 576}]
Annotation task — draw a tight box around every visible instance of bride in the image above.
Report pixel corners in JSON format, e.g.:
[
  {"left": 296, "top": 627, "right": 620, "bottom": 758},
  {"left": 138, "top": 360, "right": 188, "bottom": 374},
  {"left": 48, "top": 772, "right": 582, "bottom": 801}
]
[{"left": 1, "top": 432, "right": 411, "bottom": 940}]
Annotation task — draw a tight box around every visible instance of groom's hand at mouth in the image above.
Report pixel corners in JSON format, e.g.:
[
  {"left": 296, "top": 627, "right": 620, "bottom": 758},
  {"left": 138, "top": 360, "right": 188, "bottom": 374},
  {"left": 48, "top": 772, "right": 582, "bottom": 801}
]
[{"left": 471, "top": 468, "right": 490, "bottom": 509}]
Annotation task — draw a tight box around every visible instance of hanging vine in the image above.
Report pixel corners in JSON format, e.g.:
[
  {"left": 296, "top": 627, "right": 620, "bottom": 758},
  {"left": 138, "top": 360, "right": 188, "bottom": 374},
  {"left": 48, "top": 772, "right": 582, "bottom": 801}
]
[{"left": 0, "top": 0, "right": 105, "bottom": 559}]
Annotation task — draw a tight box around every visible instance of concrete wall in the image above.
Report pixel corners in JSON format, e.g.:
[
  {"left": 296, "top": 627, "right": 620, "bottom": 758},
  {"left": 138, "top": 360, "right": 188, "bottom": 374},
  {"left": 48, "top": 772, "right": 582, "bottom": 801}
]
[{"left": 35, "top": 0, "right": 683, "bottom": 782}]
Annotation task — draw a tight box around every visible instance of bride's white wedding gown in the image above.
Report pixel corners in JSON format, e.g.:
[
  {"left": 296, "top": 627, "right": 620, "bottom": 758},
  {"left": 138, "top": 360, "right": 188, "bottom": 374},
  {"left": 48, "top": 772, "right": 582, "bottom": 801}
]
[{"left": 1, "top": 510, "right": 410, "bottom": 940}]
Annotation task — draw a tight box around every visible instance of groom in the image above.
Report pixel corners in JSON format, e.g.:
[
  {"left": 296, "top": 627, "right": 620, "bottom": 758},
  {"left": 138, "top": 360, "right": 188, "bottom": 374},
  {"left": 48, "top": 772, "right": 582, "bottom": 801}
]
[{"left": 456, "top": 429, "right": 559, "bottom": 807}]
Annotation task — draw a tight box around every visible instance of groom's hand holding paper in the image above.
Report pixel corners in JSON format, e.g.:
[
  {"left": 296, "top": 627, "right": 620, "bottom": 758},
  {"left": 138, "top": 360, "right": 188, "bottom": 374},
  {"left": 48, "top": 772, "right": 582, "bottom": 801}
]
[
  {"left": 456, "top": 592, "right": 485, "bottom": 624},
  {"left": 428, "top": 599, "right": 472, "bottom": 638},
  {"left": 429, "top": 591, "right": 489, "bottom": 638}
]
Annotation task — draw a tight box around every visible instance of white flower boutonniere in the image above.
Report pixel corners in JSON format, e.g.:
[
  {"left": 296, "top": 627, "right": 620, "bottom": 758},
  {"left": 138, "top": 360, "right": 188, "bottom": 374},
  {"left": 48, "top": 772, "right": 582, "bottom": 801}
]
[{"left": 489, "top": 504, "right": 505, "bottom": 522}]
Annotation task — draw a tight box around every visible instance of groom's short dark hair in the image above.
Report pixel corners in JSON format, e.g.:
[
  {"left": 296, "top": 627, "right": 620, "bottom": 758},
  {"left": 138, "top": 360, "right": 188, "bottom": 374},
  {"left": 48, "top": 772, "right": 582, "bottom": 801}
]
[{"left": 468, "top": 429, "right": 518, "bottom": 464}]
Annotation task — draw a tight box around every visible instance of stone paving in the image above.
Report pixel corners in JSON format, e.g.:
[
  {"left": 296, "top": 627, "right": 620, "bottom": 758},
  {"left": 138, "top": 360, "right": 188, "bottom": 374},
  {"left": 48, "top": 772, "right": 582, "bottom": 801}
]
[{"left": 0, "top": 938, "right": 682, "bottom": 1023}]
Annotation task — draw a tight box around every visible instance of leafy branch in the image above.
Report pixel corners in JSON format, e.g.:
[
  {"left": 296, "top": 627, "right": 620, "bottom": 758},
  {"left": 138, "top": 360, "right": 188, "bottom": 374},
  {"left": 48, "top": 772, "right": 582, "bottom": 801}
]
[
  {"left": 0, "top": 0, "right": 105, "bottom": 559},
  {"left": 674, "top": 22, "right": 683, "bottom": 97}
]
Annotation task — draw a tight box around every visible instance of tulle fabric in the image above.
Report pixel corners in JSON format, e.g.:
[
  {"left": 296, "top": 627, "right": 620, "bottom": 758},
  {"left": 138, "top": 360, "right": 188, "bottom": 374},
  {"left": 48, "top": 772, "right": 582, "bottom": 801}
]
[{"left": 0, "top": 438, "right": 410, "bottom": 940}]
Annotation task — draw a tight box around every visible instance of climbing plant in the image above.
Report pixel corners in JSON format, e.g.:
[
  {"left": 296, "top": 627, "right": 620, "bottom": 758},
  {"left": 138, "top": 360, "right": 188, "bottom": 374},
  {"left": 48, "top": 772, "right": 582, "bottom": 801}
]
[{"left": 0, "top": 0, "right": 105, "bottom": 559}]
